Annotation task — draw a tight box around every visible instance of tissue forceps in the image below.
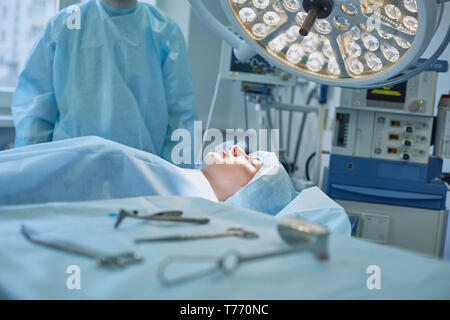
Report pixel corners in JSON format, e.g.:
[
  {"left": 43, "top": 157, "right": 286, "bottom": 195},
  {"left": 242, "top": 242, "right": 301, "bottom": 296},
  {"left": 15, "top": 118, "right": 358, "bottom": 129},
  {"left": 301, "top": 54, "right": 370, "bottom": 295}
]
[
  {"left": 157, "top": 218, "right": 330, "bottom": 285},
  {"left": 22, "top": 225, "right": 143, "bottom": 269},
  {"left": 135, "top": 228, "right": 259, "bottom": 243},
  {"left": 114, "top": 209, "right": 210, "bottom": 229}
]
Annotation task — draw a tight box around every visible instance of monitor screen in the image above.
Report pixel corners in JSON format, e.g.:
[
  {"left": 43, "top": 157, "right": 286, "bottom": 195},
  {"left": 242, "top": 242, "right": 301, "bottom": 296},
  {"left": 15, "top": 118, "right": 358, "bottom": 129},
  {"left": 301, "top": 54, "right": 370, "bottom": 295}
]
[
  {"left": 230, "top": 50, "right": 274, "bottom": 75},
  {"left": 366, "top": 81, "right": 408, "bottom": 104}
]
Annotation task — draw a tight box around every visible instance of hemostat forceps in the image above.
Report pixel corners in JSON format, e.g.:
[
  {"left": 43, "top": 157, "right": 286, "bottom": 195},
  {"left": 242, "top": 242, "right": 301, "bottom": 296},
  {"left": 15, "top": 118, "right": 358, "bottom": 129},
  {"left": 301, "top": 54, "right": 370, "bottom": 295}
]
[
  {"left": 114, "top": 209, "right": 210, "bottom": 229},
  {"left": 22, "top": 225, "right": 142, "bottom": 269}
]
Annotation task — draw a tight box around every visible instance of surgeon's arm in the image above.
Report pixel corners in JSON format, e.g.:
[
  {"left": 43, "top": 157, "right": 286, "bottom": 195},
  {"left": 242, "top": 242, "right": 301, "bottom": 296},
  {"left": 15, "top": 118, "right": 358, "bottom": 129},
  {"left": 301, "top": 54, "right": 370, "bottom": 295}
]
[
  {"left": 160, "top": 24, "right": 199, "bottom": 168},
  {"left": 11, "top": 22, "right": 58, "bottom": 147}
]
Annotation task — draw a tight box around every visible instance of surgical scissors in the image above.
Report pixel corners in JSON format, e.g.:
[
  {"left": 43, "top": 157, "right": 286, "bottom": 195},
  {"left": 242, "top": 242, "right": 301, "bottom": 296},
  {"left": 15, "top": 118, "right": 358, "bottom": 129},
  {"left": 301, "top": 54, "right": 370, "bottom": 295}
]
[
  {"left": 22, "top": 225, "right": 143, "bottom": 269},
  {"left": 135, "top": 228, "right": 259, "bottom": 243},
  {"left": 156, "top": 218, "right": 330, "bottom": 285},
  {"left": 114, "top": 209, "right": 210, "bottom": 229}
]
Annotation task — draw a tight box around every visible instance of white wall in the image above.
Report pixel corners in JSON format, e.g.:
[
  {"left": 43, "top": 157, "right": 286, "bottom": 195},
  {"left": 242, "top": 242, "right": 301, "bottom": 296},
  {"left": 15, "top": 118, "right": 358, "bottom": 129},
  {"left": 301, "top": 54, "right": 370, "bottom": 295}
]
[
  {"left": 431, "top": 27, "right": 449, "bottom": 258},
  {"left": 422, "top": 4, "right": 450, "bottom": 260},
  {"left": 425, "top": 4, "right": 450, "bottom": 106},
  {"left": 185, "top": 0, "right": 244, "bottom": 129},
  {"left": 155, "top": 0, "right": 190, "bottom": 43},
  {"left": 154, "top": 0, "right": 239, "bottom": 129}
]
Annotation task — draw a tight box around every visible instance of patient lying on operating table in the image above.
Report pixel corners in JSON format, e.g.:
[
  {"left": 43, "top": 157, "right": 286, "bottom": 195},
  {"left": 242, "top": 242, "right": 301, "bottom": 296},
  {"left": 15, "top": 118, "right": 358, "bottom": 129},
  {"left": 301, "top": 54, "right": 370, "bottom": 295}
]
[
  {"left": 0, "top": 136, "right": 351, "bottom": 234},
  {"left": 0, "top": 136, "right": 295, "bottom": 212}
]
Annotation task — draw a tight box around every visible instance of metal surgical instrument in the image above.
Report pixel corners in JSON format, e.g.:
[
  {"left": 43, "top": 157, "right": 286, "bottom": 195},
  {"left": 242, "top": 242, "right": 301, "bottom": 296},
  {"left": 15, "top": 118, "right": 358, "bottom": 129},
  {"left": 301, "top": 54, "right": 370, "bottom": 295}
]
[
  {"left": 21, "top": 225, "right": 143, "bottom": 269},
  {"left": 135, "top": 228, "right": 259, "bottom": 243},
  {"left": 156, "top": 218, "right": 329, "bottom": 285},
  {"left": 114, "top": 209, "right": 210, "bottom": 229}
]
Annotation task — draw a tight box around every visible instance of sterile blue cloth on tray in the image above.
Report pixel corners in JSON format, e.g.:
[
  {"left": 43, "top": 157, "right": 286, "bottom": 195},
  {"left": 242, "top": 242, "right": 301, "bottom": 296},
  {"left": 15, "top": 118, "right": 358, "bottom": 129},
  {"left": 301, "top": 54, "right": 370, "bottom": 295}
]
[{"left": 0, "top": 196, "right": 449, "bottom": 299}]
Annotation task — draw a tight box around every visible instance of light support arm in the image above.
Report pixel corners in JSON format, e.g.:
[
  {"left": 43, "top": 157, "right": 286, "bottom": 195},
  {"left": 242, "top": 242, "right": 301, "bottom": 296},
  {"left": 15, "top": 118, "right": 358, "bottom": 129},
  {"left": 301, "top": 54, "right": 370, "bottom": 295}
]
[{"left": 188, "top": 0, "right": 256, "bottom": 61}]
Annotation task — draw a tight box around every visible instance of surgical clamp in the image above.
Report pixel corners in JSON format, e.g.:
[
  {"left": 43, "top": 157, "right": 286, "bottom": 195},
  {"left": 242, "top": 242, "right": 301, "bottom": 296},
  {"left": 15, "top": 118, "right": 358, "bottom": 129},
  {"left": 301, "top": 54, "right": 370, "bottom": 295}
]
[
  {"left": 135, "top": 228, "right": 259, "bottom": 243},
  {"left": 21, "top": 225, "right": 143, "bottom": 269},
  {"left": 114, "top": 209, "right": 210, "bottom": 229},
  {"left": 156, "top": 218, "right": 329, "bottom": 285}
]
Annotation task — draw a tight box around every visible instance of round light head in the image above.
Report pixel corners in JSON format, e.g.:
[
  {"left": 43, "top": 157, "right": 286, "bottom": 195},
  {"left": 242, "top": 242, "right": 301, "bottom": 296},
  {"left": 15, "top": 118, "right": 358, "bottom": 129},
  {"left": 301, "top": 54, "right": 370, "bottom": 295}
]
[{"left": 222, "top": 0, "right": 438, "bottom": 87}]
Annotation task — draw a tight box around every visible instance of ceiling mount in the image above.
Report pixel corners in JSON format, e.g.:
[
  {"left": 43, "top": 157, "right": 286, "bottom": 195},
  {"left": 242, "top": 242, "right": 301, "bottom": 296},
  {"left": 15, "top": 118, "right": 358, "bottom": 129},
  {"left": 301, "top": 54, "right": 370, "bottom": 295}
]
[{"left": 301, "top": 0, "right": 334, "bottom": 36}]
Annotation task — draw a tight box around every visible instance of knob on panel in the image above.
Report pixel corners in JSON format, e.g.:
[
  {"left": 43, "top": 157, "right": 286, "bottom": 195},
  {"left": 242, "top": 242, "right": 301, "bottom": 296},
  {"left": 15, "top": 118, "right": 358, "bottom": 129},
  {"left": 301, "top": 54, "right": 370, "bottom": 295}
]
[{"left": 408, "top": 100, "right": 425, "bottom": 112}]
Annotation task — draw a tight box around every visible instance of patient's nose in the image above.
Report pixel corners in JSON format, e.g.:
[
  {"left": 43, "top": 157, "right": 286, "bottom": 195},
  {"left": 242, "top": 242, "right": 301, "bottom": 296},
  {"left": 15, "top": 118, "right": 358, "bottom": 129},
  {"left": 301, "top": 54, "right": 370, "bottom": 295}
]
[{"left": 231, "top": 145, "right": 247, "bottom": 158}]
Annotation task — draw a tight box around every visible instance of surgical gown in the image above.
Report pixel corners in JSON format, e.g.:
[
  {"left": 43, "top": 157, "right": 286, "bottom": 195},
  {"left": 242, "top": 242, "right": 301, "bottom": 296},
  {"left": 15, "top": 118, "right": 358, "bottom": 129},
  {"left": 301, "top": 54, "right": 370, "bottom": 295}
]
[{"left": 11, "top": 0, "right": 198, "bottom": 165}]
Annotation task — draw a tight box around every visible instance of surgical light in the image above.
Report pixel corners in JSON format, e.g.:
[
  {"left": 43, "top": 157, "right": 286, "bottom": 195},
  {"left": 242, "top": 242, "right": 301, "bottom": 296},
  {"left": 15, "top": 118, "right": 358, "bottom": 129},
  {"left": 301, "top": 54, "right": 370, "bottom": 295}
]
[{"left": 188, "top": 0, "right": 450, "bottom": 88}]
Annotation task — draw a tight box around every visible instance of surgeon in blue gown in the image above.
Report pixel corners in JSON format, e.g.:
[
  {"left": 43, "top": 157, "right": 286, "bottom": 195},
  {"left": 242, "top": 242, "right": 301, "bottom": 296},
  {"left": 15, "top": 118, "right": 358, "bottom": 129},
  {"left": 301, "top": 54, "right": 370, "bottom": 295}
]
[{"left": 11, "top": 0, "right": 198, "bottom": 164}]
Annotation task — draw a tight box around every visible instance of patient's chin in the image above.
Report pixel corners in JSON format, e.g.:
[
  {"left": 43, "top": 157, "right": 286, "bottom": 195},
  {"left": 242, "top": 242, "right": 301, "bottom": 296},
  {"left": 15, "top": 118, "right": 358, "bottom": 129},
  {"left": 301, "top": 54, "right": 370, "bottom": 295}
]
[
  {"left": 217, "top": 182, "right": 247, "bottom": 202},
  {"left": 215, "top": 189, "right": 235, "bottom": 202}
]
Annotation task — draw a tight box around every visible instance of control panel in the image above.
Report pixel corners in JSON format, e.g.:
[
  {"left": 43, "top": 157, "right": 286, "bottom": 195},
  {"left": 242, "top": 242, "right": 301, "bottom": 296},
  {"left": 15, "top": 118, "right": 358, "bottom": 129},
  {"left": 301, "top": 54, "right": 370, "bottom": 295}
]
[
  {"left": 371, "top": 113, "right": 433, "bottom": 164},
  {"left": 332, "top": 108, "right": 433, "bottom": 164},
  {"left": 339, "top": 71, "right": 437, "bottom": 117},
  {"left": 333, "top": 70, "right": 439, "bottom": 165}
]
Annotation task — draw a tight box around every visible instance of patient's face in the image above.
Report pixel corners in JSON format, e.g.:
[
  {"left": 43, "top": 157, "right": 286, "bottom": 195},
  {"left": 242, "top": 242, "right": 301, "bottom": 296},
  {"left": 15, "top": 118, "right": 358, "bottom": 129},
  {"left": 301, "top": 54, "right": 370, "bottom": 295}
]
[{"left": 202, "top": 146, "right": 263, "bottom": 201}]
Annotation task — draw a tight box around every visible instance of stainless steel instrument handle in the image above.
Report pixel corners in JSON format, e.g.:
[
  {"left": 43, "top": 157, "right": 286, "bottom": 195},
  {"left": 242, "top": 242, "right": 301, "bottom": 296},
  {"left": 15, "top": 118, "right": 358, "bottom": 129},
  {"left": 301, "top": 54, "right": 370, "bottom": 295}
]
[
  {"left": 115, "top": 209, "right": 210, "bottom": 229},
  {"left": 135, "top": 228, "right": 258, "bottom": 243},
  {"left": 135, "top": 232, "right": 232, "bottom": 243},
  {"left": 157, "top": 243, "right": 323, "bottom": 286},
  {"left": 22, "top": 225, "right": 143, "bottom": 269},
  {"left": 157, "top": 255, "right": 221, "bottom": 286},
  {"left": 22, "top": 225, "right": 103, "bottom": 259},
  {"left": 145, "top": 216, "right": 210, "bottom": 224}
]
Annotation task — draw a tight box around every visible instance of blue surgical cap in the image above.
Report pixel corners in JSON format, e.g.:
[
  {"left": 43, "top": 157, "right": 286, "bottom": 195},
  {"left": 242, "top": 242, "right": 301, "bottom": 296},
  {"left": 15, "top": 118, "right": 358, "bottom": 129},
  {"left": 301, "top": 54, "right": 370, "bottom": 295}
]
[{"left": 224, "top": 151, "right": 299, "bottom": 215}]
